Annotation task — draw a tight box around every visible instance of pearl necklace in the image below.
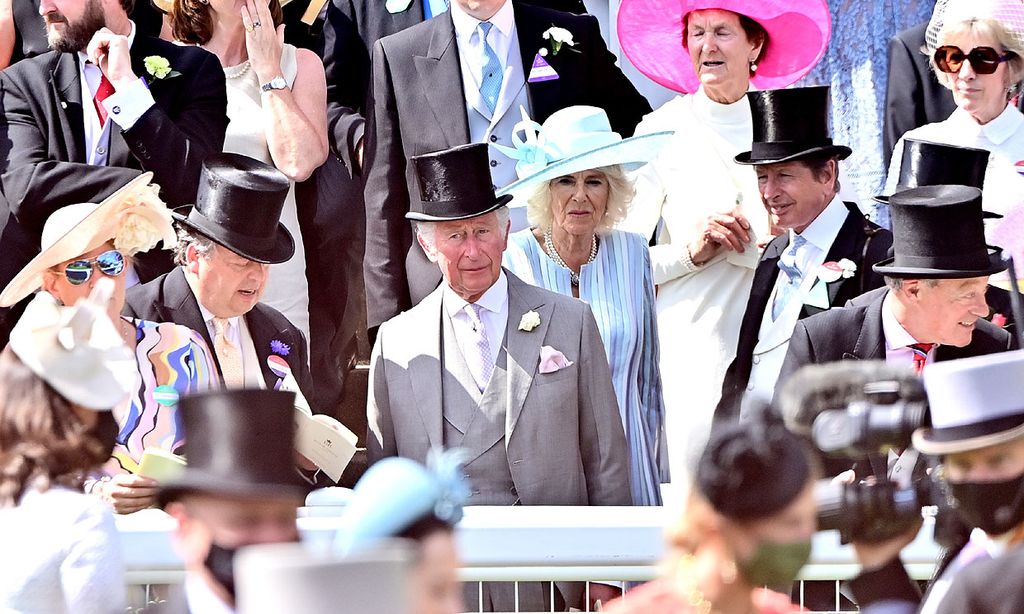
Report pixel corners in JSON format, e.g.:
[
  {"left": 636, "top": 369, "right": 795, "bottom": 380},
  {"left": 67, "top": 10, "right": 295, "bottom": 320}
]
[
  {"left": 224, "top": 60, "right": 252, "bottom": 80},
  {"left": 543, "top": 226, "right": 598, "bottom": 287}
]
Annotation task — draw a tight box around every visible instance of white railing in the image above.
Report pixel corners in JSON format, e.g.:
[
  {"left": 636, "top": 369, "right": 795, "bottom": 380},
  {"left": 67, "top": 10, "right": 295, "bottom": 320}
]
[{"left": 120, "top": 506, "right": 942, "bottom": 612}]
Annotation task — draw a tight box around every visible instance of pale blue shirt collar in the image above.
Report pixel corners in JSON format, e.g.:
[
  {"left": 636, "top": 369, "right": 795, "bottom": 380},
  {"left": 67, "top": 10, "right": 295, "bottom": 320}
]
[
  {"left": 949, "top": 104, "right": 1024, "bottom": 146},
  {"left": 450, "top": 0, "right": 514, "bottom": 52},
  {"left": 791, "top": 194, "right": 847, "bottom": 255},
  {"left": 443, "top": 269, "right": 509, "bottom": 318}
]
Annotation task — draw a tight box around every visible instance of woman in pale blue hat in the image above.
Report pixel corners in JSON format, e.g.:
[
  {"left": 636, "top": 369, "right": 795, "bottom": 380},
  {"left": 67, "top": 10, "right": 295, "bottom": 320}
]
[
  {"left": 498, "top": 106, "right": 671, "bottom": 506},
  {"left": 336, "top": 449, "right": 469, "bottom": 614}
]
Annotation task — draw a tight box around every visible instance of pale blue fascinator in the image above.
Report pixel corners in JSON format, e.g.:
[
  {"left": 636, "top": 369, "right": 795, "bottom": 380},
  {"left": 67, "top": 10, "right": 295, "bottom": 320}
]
[
  {"left": 335, "top": 449, "right": 470, "bottom": 553},
  {"left": 495, "top": 105, "right": 672, "bottom": 200}
]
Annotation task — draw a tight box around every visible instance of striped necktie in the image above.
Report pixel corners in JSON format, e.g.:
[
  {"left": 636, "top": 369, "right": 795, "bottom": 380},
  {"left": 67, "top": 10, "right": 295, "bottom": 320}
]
[
  {"left": 465, "top": 303, "right": 494, "bottom": 391},
  {"left": 909, "top": 343, "right": 935, "bottom": 375}
]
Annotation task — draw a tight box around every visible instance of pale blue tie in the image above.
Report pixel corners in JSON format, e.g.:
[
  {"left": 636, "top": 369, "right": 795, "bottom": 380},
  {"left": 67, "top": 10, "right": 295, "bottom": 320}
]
[
  {"left": 772, "top": 234, "right": 808, "bottom": 321},
  {"left": 477, "top": 22, "right": 502, "bottom": 115}
]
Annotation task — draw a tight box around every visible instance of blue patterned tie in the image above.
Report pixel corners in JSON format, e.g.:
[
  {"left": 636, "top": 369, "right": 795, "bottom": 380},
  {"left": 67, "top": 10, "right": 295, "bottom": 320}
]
[
  {"left": 772, "top": 234, "right": 808, "bottom": 321},
  {"left": 477, "top": 22, "right": 502, "bottom": 115}
]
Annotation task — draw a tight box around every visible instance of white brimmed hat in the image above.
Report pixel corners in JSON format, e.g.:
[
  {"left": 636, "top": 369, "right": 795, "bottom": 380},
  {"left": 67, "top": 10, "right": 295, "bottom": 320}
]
[
  {"left": 495, "top": 106, "right": 672, "bottom": 200},
  {"left": 8, "top": 279, "right": 136, "bottom": 411},
  {"left": 0, "top": 173, "right": 175, "bottom": 307},
  {"left": 913, "top": 350, "right": 1024, "bottom": 455},
  {"left": 926, "top": 0, "right": 1024, "bottom": 53}
]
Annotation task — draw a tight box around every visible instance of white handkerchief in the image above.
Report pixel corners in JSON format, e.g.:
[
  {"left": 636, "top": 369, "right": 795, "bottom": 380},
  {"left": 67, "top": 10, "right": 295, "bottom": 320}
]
[{"left": 385, "top": 0, "right": 412, "bottom": 13}]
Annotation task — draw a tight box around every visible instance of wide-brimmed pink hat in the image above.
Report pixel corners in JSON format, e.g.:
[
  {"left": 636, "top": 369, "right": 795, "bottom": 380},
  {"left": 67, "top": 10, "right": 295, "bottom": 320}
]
[{"left": 617, "top": 0, "right": 832, "bottom": 94}]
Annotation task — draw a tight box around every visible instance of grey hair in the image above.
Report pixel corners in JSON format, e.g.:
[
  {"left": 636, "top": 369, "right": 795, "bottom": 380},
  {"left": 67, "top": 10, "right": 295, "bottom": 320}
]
[
  {"left": 885, "top": 276, "right": 941, "bottom": 291},
  {"left": 523, "top": 165, "right": 633, "bottom": 233},
  {"left": 415, "top": 206, "right": 511, "bottom": 254},
  {"left": 172, "top": 225, "right": 216, "bottom": 266},
  {"left": 932, "top": 18, "right": 1024, "bottom": 97}
]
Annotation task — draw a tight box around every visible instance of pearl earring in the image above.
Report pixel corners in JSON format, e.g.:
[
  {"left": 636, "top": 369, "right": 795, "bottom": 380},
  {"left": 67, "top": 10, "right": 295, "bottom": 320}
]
[{"left": 750, "top": 61, "right": 758, "bottom": 73}]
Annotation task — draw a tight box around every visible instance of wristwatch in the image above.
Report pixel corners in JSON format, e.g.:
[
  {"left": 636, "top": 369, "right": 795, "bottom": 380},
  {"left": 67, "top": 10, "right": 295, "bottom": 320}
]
[{"left": 260, "top": 76, "right": 289, "bottom": 93}]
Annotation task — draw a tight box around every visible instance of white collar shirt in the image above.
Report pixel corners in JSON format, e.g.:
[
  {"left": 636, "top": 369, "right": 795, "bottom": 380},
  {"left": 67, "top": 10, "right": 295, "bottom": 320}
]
[
  {"left": 185, "top": 272, "right": 251, "bottom": 371},
  {"left": 450, "top": 0, "right": 515, "bottom": 100},
  {"left": 443, "top": 270, "right": 509, "bottom": 367},
  {"left": 882, "top": 290, "right": 936, "bottom": 368},
  {"left": 775, "top": 195, "right": 848, "bottom": 287}
]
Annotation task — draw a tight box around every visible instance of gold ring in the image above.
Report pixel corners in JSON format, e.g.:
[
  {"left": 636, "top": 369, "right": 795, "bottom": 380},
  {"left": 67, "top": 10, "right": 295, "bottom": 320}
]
[{"left": 244, "top": 23, "right": 254, "bottom": 32}]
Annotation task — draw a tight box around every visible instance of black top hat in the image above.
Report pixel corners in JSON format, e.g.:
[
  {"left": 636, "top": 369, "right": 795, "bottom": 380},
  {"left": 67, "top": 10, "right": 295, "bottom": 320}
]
[
  {"left": 173, "top": 153, "right": 295, "bottom": 264},
  {"left": 735, "top": 86, "right": 852, "bottom": 165},
  {"left": 158, "top": 389, "right": 307, "bottom": 505},
  {"left": 405, "top": 143, "right": 513, "bottom": 222},
  {"left": 874, "top": 140, "right": 990, "bottom": 204},
  {"left": 873, "top": 185, "right": 1006, "bottom": 278}
]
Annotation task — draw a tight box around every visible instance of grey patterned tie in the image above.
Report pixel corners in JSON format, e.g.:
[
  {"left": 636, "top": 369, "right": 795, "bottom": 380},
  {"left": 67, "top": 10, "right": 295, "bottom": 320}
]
[
  {"left": 465, "top": 303, "right": 494, "bottom": 391},
  {"left": 772, "top": 234, "right": 808, "bottom": 320}
]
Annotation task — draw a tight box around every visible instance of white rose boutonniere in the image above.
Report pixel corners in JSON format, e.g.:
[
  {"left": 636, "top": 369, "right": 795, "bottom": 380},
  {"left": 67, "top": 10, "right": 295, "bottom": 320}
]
[
  {"left": 518, "top": 310, "right": 541, "bottom": 332},
  {"left": 837, "top": 258, "right": 857, "bottom": 278},
  {"left": 539, "top": 26, "right": 578, "bottom": 57},
  {"left": 817, "top": 259, "right": 858, "bottom": 283},
  {"left": 143, "top": 56, "right": 182, "bottom": 80}
]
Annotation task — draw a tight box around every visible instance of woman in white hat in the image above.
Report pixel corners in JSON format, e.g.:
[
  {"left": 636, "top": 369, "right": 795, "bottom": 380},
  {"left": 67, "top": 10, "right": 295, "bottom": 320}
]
[
  {"left": 884, "top": 0, "right": 1024, "bottom": 229},
  {"left": 499, "top": 105, "right": 671, "bottom": 506},
  {"left": 0, "top": 283, "right": 136, "bottom": 613},
  {"left": 614, "top": 0, "right": 831, "bottom": 499},
  {"left": 0, "top": 174, "right": 217, "bottom": 515}
]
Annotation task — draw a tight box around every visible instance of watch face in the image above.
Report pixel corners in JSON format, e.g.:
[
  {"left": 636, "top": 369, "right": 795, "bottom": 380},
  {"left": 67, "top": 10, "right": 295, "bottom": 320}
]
[{"left": 272, "top": 77, "right": 286, "bottom": 88}]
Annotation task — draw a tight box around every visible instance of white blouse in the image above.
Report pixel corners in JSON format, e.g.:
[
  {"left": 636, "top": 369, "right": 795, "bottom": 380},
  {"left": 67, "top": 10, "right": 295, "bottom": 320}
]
[{"left": 0, "top": 486, "right": 125, "bottom": 614}]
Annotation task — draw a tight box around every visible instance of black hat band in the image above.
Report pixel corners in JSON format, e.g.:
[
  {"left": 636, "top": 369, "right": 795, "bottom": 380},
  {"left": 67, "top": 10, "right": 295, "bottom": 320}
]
[
  {"left": 185, "top": 211, "right": 279, "bottom": 253},
  {"left": 925, "top": 412, "right": 1024, "bottom": 443},
  {"left": 890, "top": 249, "right": 999, "bottom": 271}
]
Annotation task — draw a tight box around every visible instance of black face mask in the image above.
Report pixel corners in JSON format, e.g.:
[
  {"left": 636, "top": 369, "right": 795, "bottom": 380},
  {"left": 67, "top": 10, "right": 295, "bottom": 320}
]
[
  {"left": 204, "top": 542, "right": 239, "bottom": 599},
  {"left": 949, "top": 472, "right": 1024, "bottom": 535},
  {"left": 87, "top": 411, "right": 120, "bottom": 455}
]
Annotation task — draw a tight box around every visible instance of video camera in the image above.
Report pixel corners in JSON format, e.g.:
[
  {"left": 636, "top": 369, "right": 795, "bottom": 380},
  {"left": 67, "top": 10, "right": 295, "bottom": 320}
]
[{"left": 777, "top": 361, "right": 959, "bottom": 544}]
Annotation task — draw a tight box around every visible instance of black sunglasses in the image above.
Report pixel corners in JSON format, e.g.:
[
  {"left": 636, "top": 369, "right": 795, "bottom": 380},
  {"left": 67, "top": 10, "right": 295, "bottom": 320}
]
[
  {"left": 62, "top": 249, "right": 126, "bottom": 285},
  {"left": 934, "top": 45, "right": 1015, "bottom": 75}
]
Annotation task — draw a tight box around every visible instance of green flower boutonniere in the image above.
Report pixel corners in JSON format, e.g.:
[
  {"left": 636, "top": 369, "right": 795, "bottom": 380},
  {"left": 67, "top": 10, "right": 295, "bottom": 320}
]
[{"left": 143, "top": 56, "right": 181, "bottom": 80}]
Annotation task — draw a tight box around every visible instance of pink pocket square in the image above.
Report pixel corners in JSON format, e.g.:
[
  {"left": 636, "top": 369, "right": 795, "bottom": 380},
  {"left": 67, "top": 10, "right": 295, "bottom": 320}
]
[{"left": 538, "top": 345, "right": 574, "bottom": 374}]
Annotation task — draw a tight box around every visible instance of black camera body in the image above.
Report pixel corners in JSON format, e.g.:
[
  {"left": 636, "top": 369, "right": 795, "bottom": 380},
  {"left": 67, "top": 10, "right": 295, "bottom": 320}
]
[{"left": 778, "top": 361, "right": 959, "bottom": 544}]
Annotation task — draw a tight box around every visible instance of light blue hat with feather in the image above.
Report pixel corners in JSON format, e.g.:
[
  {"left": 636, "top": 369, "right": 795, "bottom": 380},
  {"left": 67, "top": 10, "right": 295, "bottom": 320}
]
[{"left": 335, "top": 448, "right": 470, "bottom": 553}]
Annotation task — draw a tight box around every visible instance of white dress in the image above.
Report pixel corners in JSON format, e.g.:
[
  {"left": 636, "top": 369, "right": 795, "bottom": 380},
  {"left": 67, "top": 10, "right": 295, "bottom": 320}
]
[
  {"left": 0, "top": 486, "right": 125, "bottom": 613},
  {"left": 620, "top": 87, "right": 769, "bottom": 505},
  {"left": 222, "top": 44, "right": 310, "bottom": 341}
]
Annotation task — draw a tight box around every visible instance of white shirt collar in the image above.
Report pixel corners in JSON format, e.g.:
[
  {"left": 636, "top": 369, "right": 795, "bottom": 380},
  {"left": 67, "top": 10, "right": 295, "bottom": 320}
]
[
  {"left": 443, "top": 270, "right": 509, "bottom": 318},
  {"left": 77, "top": 20, "right": 137, "bottom": 66},
  {"left": 882, "top": 290, "right": 925, "bottom": 350},
  {"left": 791, "top": 194, "right": 848, "bottom": 254},
  {"left": 948, "top": 104, "right": 1024, "bottom": 146},
  {"left": 450, "top": 0, "right": 514, "bottom": 45}
]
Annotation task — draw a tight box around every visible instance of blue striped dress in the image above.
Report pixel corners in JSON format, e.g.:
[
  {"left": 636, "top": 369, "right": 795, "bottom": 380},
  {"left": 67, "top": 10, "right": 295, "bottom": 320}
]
[{"left": 503, "top": 228, "right": 667, "bottom": 506}]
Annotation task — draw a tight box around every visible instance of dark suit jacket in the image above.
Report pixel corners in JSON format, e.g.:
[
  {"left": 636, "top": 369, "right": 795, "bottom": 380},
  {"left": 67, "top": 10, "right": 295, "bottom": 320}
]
[
  {"left": 123, "top": 268, "right": 318, "bottom": 410},
  {"left": 714, "top": 203, "right": 894, "bottom": 424},
  {"left": 320, "top": 0, "right": 588, "bottom": 170},
  {"left": 0, "top": 35, "right": 227, "bottom": 345},
  {"left": 362, "top": 4, "right": 651, "bottom": 330},
  {"left": 777, "top": 286, "right": 1016, "bottom": 390},
  {"left": 883, "top": 22, "right": 957, "bottom": 167}
]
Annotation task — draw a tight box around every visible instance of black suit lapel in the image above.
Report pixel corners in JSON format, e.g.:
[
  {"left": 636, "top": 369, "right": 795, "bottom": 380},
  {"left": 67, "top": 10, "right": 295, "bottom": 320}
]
[
  {"left": 246, "top": 305, "right": 302, "bottom": 390},
  {"left": 748, "top": 234, "right": 787, "bottom": 322},
  {"left": 819, "top": 206, "right": 866, "bottom": 307},
  {"left": 162, "top": 269, "right": 222, "bottom": 372},
  {"left": 515, "top": 4, "right": 561, "bottom": 119},
  {"left": 51, "top": 52, "right": 86, "bottom": 162},
  {"left": 850, "top": 290, "right": 887, "bottom": 360},
  {"left": 413, "top": 14, "right": 470, "bottom": 147}
]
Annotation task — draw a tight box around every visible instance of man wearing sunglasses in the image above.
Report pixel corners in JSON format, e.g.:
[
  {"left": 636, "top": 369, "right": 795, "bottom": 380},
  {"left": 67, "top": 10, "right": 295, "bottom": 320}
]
[{"left": 124, "top": 154, "right": 318, "bottom": 416}]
